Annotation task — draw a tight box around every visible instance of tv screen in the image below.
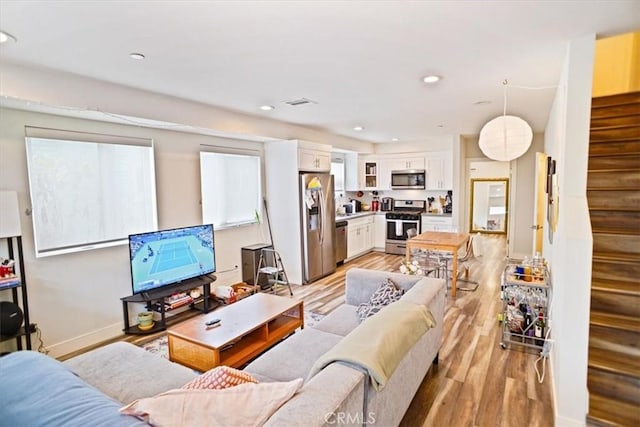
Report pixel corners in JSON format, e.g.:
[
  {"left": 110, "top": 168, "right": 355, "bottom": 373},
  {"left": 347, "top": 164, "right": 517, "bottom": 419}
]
[{"left": 129, "top": 224, "right": 215, "bottom": 295}]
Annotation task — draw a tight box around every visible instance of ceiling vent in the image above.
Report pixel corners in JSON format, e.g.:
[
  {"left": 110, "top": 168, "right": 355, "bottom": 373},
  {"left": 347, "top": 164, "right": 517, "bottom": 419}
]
[{"left": 283, "top": 97, "right": 318, "bottom": 106}]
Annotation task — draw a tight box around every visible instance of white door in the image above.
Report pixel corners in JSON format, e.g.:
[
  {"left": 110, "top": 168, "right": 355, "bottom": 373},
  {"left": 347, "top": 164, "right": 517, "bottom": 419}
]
[{"left": 532, "top": 152, "right": 547, "bottom": 254}]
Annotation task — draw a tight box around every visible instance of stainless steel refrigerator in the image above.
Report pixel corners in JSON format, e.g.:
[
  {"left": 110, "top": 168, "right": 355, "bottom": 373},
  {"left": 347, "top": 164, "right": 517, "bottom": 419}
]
[{"left": 300, "top": 172, "right": 336, "bottom": 283}]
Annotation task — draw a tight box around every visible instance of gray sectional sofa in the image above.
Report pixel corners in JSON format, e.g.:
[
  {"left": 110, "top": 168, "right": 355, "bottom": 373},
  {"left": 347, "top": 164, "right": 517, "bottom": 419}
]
[{"left": 0, "top": 268, "right": 445, "bottom": 426}]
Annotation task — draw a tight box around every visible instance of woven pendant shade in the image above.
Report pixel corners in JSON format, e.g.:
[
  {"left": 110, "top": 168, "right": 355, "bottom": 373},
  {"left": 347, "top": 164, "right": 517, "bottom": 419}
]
[{"left": 478, "top": 115, "right": 533, "bottom": 161}]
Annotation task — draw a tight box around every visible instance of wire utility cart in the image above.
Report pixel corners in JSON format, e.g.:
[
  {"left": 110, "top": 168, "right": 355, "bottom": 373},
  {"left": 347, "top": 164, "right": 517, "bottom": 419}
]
[{"left": 500, "top": 260, "right": 551, "bottom": 350}]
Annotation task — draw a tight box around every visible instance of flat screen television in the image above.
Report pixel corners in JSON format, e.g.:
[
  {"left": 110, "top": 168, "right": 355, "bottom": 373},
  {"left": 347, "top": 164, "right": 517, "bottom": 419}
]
[{"left": 128, "top": 224, "right": 216, "bottom": 295}]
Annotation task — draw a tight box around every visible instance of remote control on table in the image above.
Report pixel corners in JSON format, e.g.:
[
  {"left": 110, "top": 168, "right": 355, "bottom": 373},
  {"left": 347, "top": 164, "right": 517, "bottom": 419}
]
[{"left": 205, "top": 318, "right": 221, "bottom": 326}]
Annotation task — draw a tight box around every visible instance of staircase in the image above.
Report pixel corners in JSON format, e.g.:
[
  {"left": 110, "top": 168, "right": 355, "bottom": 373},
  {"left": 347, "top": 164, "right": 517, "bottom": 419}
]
[{"left": 586, "top": 91, "right": 640, "bottom": 426}]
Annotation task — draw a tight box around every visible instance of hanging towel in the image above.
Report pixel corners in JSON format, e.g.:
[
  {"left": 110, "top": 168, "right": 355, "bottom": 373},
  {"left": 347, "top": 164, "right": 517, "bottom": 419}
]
[{"left": 395, "top": 221, "right": 403, "bottom": 237}]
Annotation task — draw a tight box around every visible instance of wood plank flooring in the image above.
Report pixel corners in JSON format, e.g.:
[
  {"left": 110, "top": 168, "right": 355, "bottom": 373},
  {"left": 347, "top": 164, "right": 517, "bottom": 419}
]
[{"left": 62, "top": 234, "right": 555, "bottom": 426}]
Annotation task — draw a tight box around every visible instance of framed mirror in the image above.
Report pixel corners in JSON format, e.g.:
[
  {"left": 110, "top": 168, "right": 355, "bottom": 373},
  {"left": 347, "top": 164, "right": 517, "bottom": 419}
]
[{"left": 470, "top": 178, "right": 509, "bottom": 234}]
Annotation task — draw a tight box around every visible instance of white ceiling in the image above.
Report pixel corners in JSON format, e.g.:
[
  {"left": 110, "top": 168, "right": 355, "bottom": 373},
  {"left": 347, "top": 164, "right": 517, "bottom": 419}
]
[{"left": 0, "top": 1, "right": 638, "bottom": 143}]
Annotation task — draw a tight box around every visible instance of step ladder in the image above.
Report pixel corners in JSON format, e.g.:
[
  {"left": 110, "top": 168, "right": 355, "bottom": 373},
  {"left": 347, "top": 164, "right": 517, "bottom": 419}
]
[{"left": 254, "top": 248, "right": 293, "bottom": 296}]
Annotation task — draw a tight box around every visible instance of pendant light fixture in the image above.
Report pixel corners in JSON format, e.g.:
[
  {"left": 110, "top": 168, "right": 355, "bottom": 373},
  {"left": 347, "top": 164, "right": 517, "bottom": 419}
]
[{"left": 478, "top": 80, "right": 533, "bottom": 162}]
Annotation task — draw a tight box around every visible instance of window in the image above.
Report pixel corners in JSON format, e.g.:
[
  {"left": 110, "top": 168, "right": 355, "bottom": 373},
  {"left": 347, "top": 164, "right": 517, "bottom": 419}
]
[
  {"left": 331, "top": 159, "right": 345, "bottom": 201},
  {"left": 25, "top": 127, "right": 157, "bottom": 257},
  {"left": 200, "top": 151, "right": 261, "bottom": 229}
]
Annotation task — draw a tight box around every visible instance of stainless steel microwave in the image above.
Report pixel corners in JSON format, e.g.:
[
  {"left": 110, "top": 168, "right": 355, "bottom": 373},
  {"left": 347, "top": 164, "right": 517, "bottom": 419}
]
[{"left": 391, "top": 169, "right": 426, "bottom": 189}]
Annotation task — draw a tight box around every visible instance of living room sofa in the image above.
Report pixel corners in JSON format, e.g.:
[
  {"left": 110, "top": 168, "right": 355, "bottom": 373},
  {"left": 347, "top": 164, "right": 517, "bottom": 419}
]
[{"left": 0, "top": 268, "right": 445, "bottom": 426}]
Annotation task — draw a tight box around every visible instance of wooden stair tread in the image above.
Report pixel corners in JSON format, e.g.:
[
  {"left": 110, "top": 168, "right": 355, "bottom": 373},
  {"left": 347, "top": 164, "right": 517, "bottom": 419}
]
[
  {"left": 590, "top": 311, "right": 640, "bottom": 332},
  {"left": 589, "top": 346, "right": 640, "bottom": 378},
  {"left": 587, "top": 186, "right": 640, "bottom": 191},
  {"left": 592, "top": 251, "right": 640, "bottom": 263},
  {"left": 591, "top": 279, "right": 640, "bottom": 297},
  {"left": 589, "top": 207, "right": 640, "bottom": 213},
  {"left": 588, "top": 393, "right": 640, "bottom": 427},
  {"left": 591, "top": 91, "right": 640, "bottom": 107},
  {"left": 592, "top": 227, "right": 640, "bottom": 236}
]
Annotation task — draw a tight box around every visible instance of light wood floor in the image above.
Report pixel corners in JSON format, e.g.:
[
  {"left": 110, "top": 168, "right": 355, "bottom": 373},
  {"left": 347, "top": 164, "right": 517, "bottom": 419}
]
[{"left": 63, "top": 234, "right": 555, "bottom": 426}]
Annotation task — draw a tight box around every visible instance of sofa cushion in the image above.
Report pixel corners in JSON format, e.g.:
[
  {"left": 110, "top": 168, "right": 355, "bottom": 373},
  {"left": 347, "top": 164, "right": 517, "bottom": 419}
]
[
  {"left": 356, "top": 278, "right": 404, "bottom": 321},
  {"left": 312, "top": 304, "right": 360, "bottom": 337},
  {"left": 0, "top": 351, "right": 147, "bottom": 427},
  {"left": 64, "top": 341, "right": 197, "bottom": 403},
  {"left": 182, "top": 365, "right": 258, "bottom": 389},
  {"left": 244, "top": 328, "right": 342, "bottom": 382}
]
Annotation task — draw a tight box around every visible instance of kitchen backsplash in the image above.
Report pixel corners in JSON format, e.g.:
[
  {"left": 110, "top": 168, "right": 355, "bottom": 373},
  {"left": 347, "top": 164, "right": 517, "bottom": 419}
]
[{"left": 340, "top": 189, "right": 452, "bottom": 213}]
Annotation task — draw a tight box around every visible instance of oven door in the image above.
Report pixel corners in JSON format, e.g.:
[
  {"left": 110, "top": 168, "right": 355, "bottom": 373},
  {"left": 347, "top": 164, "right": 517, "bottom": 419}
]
[
  {"left": 386, "top": 219, "right": 420, "bottom": 242},
  {"left": 385, "top": 219, "right": 420, "bottom": 255}
]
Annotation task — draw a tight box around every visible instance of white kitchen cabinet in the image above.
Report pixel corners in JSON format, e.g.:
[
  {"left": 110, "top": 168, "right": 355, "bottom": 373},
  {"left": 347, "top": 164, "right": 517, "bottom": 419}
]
[
  {"left": 344, "top": 152, "right": 360, "bottom": 191},
  {"left": 347, "top": 215, "right": 374, "bottom": 258},
  {"left": 426, "top": 151, "right": 452, "bottom": 190},
  {"left": 388, "top": 156, "right": 425, "bottom": 171},
  {"left": 421, "top": 215, "right": 456, "bottom": 232},
  {"left": 299, "top": 147, "right": 331, "bottom": 171},
  {"left": 377, "top": 158, "right": 392, "bottom": 190},
  {"left": 360, "top": 158, "right": 379, "bottom": 190},
  {"left": 373, "top": 214, "right": 386, "bottom": 250}
]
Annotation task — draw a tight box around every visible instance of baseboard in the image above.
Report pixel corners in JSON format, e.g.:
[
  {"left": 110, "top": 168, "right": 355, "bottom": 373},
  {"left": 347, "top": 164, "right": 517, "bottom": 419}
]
[
  {"left": 47, "top": 321, "right": 123, "bottom": 358},
  {"left": 555, "top": 415, "right": 586, "bottom": 427}
]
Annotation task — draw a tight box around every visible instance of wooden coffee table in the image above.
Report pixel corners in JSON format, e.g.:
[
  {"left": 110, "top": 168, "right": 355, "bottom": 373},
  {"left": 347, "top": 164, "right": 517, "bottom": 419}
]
[{"left": 167, "top": 293, "right": 303, "bottom": 372}]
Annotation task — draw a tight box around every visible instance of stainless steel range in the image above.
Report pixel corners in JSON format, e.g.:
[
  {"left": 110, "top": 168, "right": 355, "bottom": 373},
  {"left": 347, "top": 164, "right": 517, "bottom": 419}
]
[{"left": 385, "top": 199, "right": 426, "bottom": 255}]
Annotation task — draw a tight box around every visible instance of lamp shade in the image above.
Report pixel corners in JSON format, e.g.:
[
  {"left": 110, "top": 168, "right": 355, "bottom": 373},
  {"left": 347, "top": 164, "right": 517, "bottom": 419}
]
[
  {"left": 0, "top": 190, "right": 22, "bottom": 238},
  {"left": 478, "top": 115, "right": 533, "bottom": 161}
]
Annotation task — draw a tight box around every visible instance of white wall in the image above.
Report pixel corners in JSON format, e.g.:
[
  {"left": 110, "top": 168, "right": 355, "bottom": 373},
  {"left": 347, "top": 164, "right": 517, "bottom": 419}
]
[{"left": 544, "top": 35, "right": 595, "bottom": 426}]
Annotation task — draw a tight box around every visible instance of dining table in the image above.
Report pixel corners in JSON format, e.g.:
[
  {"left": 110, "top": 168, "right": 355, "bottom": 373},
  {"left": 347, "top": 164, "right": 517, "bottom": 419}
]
[{"left": 405, "top": 231, "right": 470, "bottom": 298}]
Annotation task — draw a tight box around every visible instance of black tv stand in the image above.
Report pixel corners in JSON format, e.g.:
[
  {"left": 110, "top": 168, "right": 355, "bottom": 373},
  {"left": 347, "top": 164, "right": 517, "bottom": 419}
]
[{"left": 121, "top": 274, "right": 217, "bottom": 334}]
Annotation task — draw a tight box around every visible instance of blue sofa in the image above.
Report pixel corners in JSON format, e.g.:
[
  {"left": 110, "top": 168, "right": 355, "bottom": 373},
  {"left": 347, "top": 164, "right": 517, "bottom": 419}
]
[{"left": 0, "top": 350, "right": 146, "bottom": 427}]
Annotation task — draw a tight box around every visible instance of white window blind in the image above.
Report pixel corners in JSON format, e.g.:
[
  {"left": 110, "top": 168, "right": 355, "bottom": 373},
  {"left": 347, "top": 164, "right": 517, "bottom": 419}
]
[
  {"left": 25, "top": 127, "right": 158, "bottom": 257},
  {"left": 200, "top": 151, "right": 261, "bottom": 229}
]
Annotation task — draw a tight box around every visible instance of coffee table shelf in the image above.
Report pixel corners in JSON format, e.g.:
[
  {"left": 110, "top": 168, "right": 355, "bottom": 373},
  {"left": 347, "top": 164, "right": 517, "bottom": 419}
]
[{"left": 168, "top": 293, "right": 303, "bottom": 372}]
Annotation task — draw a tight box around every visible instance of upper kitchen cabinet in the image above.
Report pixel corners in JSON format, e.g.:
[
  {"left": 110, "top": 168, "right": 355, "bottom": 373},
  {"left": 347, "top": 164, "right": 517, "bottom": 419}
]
[
  {"left": 298, "top": 141, "right": 331, "bottom": 172},
  {"left": 426, "top": 150, "right": 452, "bottom": 190},
  {"left": 344, "top": 152, "right": 360, "bottom": 191},
  {"left": 360, "top": 158, "right": 379, "bottom": 190},
  {"left": 387, "top": 156, "right": 425, "bottom": 171}
]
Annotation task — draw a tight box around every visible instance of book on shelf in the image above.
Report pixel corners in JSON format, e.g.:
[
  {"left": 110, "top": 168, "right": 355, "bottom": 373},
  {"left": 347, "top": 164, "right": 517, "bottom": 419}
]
[
  {"left": 0, "top": 276, "right": 20, "bottom": 289},
  {"left": 152, "top": 295, "right": 194, "bottom": 311}
]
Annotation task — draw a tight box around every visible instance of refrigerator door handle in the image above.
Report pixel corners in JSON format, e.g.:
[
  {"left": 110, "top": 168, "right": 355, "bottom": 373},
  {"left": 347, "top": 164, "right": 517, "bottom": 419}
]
[{"left": 318, "top": 189, "right": 324, "bottom": 244}]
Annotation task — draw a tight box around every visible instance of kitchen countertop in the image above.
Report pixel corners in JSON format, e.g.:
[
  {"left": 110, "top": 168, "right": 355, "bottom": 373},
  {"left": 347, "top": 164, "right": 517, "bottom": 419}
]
[
  {"left": 422, "top": 212, "right": 452, "bottom": 217},
  {"left": 335, "top": 211, "right": 376, "bottom": 222}
]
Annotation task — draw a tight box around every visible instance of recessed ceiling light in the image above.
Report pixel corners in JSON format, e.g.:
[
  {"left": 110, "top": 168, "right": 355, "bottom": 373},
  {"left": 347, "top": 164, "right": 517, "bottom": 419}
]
[
  {"left": 129, "top": 53, "right": 145, "bottom": 60},
  {"left": 353, "top": 126, "right": 364, "bottom": 131},
  {"left": 259, "top": 105, "right": 275, "bottom": 111},
  {"left": 422, "top": 75, "right": 441, "bottom": 84},
  {"left": 0, "top": 31, "right": 17, "bottom": 44},
  {"left": 391, "top": 138, "right": 399, "bottom": 142}
]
